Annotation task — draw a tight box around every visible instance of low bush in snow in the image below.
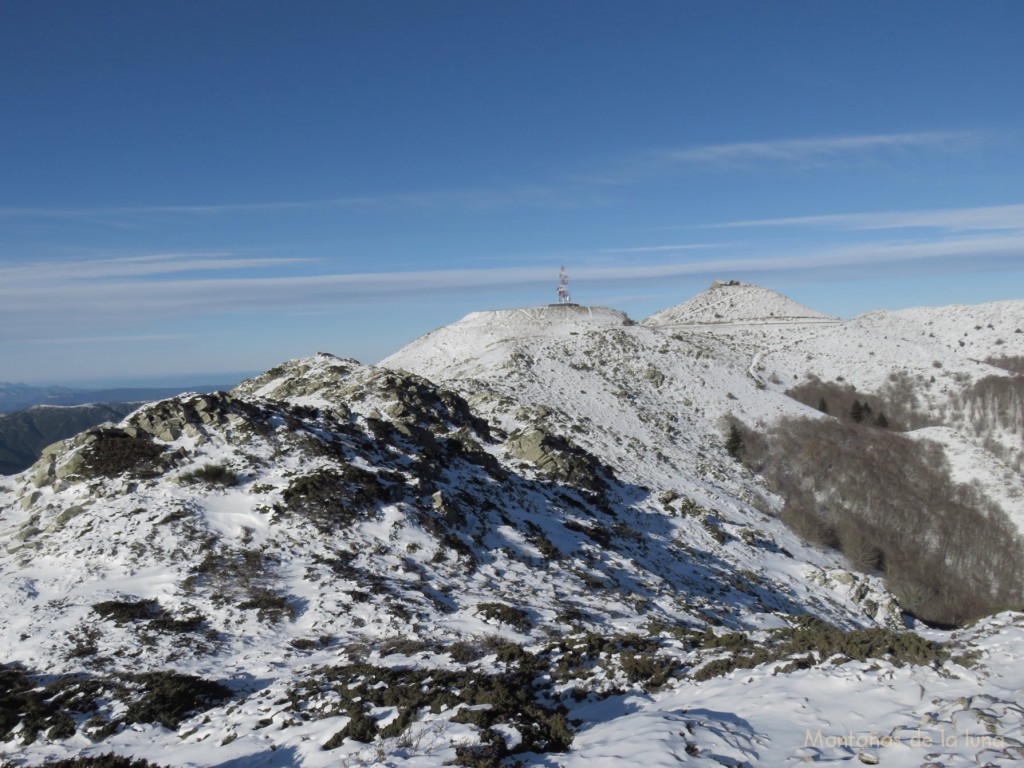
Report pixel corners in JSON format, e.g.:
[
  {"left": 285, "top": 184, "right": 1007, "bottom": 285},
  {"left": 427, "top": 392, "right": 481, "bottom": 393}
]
[
  {"left": 0, "top": 664, "right": 230, "bottom": 745},
  {"left": 178, "top": 462, "right": 238, "bottom": 487},
  {"left": 37, "top": 755, "right": 165, "bottom": 767},
  {"left": 690, "top": 617, "right": 947, "bottom": 681},
  {"left": 78, "top": 431, "right": 167, "bottom": 480},
  {"left": 305, "top": 658, "right": 572, "bottom": 762},
  {"left": 123, "top": 671, "right": 232, "bottom": 730},
  {"left": 475, "top": 602, "right": 532, "bottom": 631}
]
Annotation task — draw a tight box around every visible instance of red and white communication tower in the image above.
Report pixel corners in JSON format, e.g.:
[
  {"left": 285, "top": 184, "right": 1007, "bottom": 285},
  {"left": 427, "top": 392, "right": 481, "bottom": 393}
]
[{"left": 557, "top": 265, "right": 572, "bottom": 303}]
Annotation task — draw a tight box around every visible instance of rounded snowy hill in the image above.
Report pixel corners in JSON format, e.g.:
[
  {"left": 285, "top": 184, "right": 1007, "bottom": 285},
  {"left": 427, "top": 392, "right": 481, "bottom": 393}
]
[
  {"left": 381, "top": 304, "right": 631, "bottom": 379},
  {"left": 382, "top": 299, "right": 815, "bottom": 503},
  {"left": 644, "top": 281, "right": 838, "bottom": 328}
]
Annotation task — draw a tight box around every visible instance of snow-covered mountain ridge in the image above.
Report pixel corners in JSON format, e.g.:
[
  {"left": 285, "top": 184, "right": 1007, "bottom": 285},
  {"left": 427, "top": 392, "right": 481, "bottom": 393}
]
[
  {"left": 643, "top": 281, "right": 838, "bottom": 327},
  {"left": 1, "top": 283, "right": 1023, "bottom": 767}
]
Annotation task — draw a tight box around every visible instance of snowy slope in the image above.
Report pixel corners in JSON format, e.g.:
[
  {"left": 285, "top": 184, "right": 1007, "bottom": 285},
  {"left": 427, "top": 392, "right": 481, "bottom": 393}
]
[
  {"left": 643, "top": 281, "right": 838, "bottom": 327},
  {"left": 0, "top": 352, "right": 901, "bottom": 766},
  {"left": 643, "top": 284, "right": 1024, "bottom": 526},
  {"left": 889, "top": 300, "right": 1024, "bottom": 361},
  {"left": 1, "top": 284, "right": 1023, "bottom": 767}
]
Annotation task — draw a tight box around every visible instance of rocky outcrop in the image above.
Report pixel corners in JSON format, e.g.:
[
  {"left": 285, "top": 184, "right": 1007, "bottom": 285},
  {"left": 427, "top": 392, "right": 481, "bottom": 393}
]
[
  {"left": 127, "top": 392, "right": 265, "bottom": 442},
  {"left": 504, "top": 425, "right": 611, "bottom": 493},
  {"left": 24, "top": 393, "right": 268, "bottom": 489},
  {"left": 805, "top": 566, "right": 905, "bottom": 631},
  {"left": 29, "top": 427, "right": 174, "bottom": 489}
]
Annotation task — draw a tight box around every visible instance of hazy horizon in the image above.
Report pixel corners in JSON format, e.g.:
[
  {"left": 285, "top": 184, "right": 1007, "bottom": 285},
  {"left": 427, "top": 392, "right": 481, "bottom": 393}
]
[{"left": 7, "top": 277, "right": 1024, "bottom": 388}]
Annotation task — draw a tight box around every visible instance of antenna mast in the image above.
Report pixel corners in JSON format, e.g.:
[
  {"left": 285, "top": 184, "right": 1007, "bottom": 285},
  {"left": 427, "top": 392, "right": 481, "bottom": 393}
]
[{"left": 557, "top": 265, "right": 572, "bottom": 304}]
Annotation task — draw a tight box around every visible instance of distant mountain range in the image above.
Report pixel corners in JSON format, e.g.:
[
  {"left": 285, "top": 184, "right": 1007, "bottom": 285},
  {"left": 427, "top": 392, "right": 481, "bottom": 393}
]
[
  {"left": 1, "top": 282, "right": 1022, "bottom": 766},
  {"left": 0, "top": 382, "right": 238, "bottom": 476},
  {"left": 0, "top": 381, "right": 237, "bottom": 414},
  {"left": 0, "top": 403, "right": 146, "bottom": 475}
]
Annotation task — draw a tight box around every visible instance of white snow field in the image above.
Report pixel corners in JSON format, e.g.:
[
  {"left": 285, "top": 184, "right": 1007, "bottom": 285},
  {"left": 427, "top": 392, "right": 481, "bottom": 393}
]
[{"left": 1, "top": 282, "right": 1022, "bottom": 766}]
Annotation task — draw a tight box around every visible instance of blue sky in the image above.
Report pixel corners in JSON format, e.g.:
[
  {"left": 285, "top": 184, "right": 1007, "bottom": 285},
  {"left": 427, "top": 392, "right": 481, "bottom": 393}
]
[{"left": 2, "top": 1, "right": 1023, "bottom": 385}]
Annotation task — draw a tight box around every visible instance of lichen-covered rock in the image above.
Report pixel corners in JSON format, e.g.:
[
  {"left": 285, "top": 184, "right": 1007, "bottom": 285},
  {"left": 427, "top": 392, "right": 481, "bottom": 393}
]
[
  {"left": 505, "top": 425, "right": 611, "bottom": 493},
  {"left": 27, "top": 426, "right": 171, "bottom": 488},
  {"left": 643, "top": 364, "right": 666, "bottom": 388},
  {"left": 805, "top": 566, "right": 905, "bottom": 630},
  {"left": 234, "top": 353, "right": 491, "bottom": 442},
  {"left": 128, "top": 392, "right": 267, "bottom": 443}
]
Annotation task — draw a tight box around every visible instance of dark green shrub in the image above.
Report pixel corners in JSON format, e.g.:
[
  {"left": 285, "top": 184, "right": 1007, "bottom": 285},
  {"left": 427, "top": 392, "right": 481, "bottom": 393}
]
[
  {"left": 377, "top": 637, "right": 429, "bottom": 656},
  {"left": 290, "top": 636, "right": 331, "bottom": 651},
  {"left": 725, "top": 424, "right": 743, "bottom": 459},
  {"left": 563, "top": 520, "right": 611, "bottom": 547},
  {"left": 0, "top": 664, "right": 35, "bottom": 740},
  {"left": 123, "top": 671, "right": 231, "bottom": 730},
  {"left": 689, "top": 617, "right": 947, "bottom": 682},
  {"left": 92, "top": 599, "right": 203, "bottom": 634},
  {"left": 147, "top": 613, "right": 205, "bottom": 633},
  {"left": 700, "top": 515, "right": 729, "bottom": 545},
  {"left": 692, "top": 657, "right": 739, "bottom": 682},
  {"left": 308, "top": 659, "right": 570, "bottom": 757},
  {"left": 46, "top": 711, "right": 76, "bottom": 740},
  {"left": 179, "top": 463, "right": 238, "bottom": 487},
  {"left": 41, "top": 755, "right": 165, "bottom": 767},
  {"left": 1, "top": 665, "right": 124, "bottom": 745},
  {"left": 332, "top": 703, "right": 378, "bottom": 745},
  {"left": 530, "top": 531, "right": 561, "bottom": 560},
  {"left": 92, "top": 599, "right": 160, "bottom": 624},
  {"left": 79, "top": 430, "right": 167, "bottom": 479},
  {"left": 239, "top": 588, "right": 294, "bottom": 623},
  {"left": 446, "top": 640, "right": 486, "bottom": 663},
  {"left": 280, "top": 465, "right": 400, "bottom": 531},
  {"left": 476, "top": 602, "right": 532, "bottom": 631},
  {"left": 618, "top": 651, "right": 678, "bottom": 688},
  {"left": 453, "top": 728, "right": 508, "bottom": 767}
]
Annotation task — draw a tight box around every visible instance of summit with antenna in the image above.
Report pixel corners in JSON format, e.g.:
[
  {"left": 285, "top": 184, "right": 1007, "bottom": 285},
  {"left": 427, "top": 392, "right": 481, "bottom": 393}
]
[{"left": 550, "top": 265, "right": 578, "bottom": 306}]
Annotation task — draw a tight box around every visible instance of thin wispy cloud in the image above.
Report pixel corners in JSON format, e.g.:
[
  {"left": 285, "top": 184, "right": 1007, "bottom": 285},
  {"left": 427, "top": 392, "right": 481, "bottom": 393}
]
[
  {"left": 707, "top": 202, "right": 1024, "bottom": 232},
  {"left": 15, "top": 333, "right": 194, "bottom": 346},
  {"left": 0, "top": 184, "right": 601, "bottom": 221},
  {"left": 662, "top": 131, "right": 976, "bottom": 169},
  {"left": 3, "top": 232, "right": 1021, "bottom": 334},
  {"left": 0, "top": 198, "right": 384, "bottom": 219},
  {"left": 0, "top": 253, "right": 314, "bottom": 284},
  {"left": 596, "top": 243, "right": 726, "bottom": 255},
  {"left": 0, "top": 131, "right": 977, "bottom": 226}
]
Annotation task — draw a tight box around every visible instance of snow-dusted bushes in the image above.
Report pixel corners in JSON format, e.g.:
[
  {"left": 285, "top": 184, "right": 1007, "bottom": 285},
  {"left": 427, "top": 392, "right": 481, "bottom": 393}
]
[
  {"left": 740, "top": 417, "right": 1024, "bottom": 626},
  {"left": 475, "top": 602, "right": 532, "bottom": 631},
  {"left": 689, "top": 616, "right": 946, "bottom": 681},
  {"left": 306, "top": 657, "right": 573, "bottom": 760},
  {"left": 77, "top": 429, "right": 168, "bottom": 480},
  {"left": 26, "top": 755, "right": 164, "bottom": 767},
  {"left": 91, "top": 598, "right": 204, "bottom": 633},
  {"left": 178, "top": 462, "right": 238, "bottom": 487},
  {"left": 949, "top": 374, "right": 1024, "bottom": 438},
  {"left": 122, "top": 671, "right": 231, "bottom": 730},
  {"left": 278, "top": 465, "right": 402, "bottom": 531},
  {"left": 0, "top": 664, "right": 230, "bottom": 746}
]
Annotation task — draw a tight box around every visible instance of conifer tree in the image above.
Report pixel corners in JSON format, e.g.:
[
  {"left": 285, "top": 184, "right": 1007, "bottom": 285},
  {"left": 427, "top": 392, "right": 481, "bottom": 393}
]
[
  {"left": 850, "top": 400, "right": 865, "bottom": 423},
  {"left": 726, "top": 424, "right": 744, "bottom": 459}
]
